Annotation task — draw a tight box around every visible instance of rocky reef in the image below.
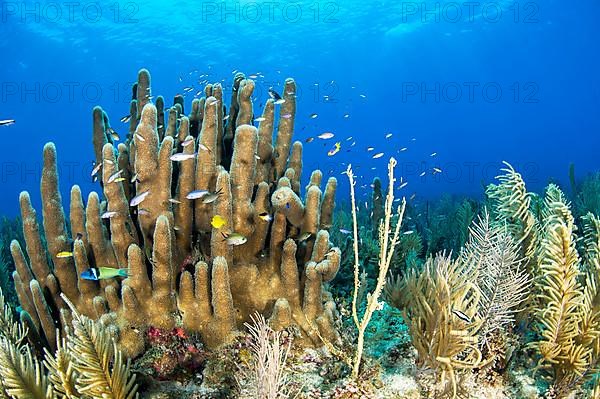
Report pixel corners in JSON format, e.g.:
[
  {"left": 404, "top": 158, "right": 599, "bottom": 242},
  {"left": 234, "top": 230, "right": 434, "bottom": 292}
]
[{"left": 10, "top": 69, "right": 341, "bottom": 359}]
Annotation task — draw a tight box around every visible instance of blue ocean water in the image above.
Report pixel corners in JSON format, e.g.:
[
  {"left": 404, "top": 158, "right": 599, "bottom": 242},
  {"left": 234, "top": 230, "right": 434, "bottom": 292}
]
[{"left": 0, "top": 0, "right": 598, "bottom": 216}]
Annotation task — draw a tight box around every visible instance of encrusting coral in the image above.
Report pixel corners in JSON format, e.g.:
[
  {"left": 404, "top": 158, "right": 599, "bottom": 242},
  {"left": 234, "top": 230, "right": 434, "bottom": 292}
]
[{"left": 10, "top": 69, "right": 341, "bottom": 358}]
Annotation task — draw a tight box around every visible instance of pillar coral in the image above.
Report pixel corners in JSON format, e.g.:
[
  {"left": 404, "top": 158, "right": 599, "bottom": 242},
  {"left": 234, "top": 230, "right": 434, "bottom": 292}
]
[{"left": 11, "top": 69, "right": 341, "bottom": 357}]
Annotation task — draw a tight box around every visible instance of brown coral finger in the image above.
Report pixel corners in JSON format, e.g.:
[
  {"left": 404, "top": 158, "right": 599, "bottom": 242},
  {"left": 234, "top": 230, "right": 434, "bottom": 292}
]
[
  {"left": 30, "top": 279, "right": 57, "bottom": 351},
  {"left": 19, "top": 192, "right": 51, "bottom": 287},
  {"left": 273, "top": 78, "right": 296, "bottom": 179},
  {"left": 230, "top": 125, "right": 258, "bottom": 237}
]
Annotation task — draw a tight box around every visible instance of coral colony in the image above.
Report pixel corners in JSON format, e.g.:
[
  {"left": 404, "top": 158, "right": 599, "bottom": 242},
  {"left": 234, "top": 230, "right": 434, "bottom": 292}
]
[{"left": 1, "top": 69, "right": 600, "bottom": 398}]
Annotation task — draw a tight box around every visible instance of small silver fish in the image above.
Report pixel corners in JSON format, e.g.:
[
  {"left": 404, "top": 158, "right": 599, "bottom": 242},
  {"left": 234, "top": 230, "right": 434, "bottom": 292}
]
[
  {"left": 186, "top": 190, "right": 209, "bottom": 200},
  {"left": 91, "top": 163, "right": 102, "bottom": 177},
  {"left": 130, "top": 190, "right": 150, "bottom": 207},
  {"left": 135, "top": 133, "right": 145, "bottom": 142},
  {"left": 372, "top": 152, "right": 384, "bottom": 159},
  {"left": 317, "top": 132, "right": 334, "bottom": 140},
  {"left": 339, "top": 228, "right": 352, "bottom": 235},
  {"left": 170, "top": 152, "right": 197, "bottom": 161},
  {"left": 101, "top": 211, "right": 118, "bottom": 219},
  {"left": 182, "top": 137, "right": 194, "bottom": 147},
  {"left": 201, "top": 189, "right": 222, "bottom": 204},
  {"left": 254, "top": 117, "right": 266, "bottom": 122},
  {"left": 297, "top": 232, "right": 313, "bottom": 242},
  {"left": 107, "top": 170, "right": 123, "bottom": 184}
]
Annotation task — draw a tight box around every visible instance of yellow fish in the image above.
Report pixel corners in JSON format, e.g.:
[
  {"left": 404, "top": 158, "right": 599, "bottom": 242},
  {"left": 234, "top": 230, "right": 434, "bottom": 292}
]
[
  {"left": 327, "top": 142, "right": 341, "bottom": 156},
  {"left": 211, "top": 215, "right": 227, "bottom": 229},
  {"left": 56, "top": 251, "right": 73, "bottom": 258},
  {"left": 258, "top": 212, "right": 273, "bottom": 222}
]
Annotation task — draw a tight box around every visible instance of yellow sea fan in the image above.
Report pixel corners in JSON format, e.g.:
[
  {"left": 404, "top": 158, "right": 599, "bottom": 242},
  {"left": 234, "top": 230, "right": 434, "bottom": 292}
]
[
  {"left": 581, "top": 213, "right": 600, "bottom": 271},
  {"left": 394, "top": 253, "right": 483, "bottom": 398},
  {"left": 0, "top": 337, "right": 51, "bottom": 399},
  {"left": 542, "top": 185, "right": 572, "bottom": 219},
  {"left": 532, "top": 212, "right": 593, "bottom": 390},
  {"left": 44, "top": 336, "right": 79, "bottom": 399},
  {"left": 486, "top": 161, "right": 539, "bottom": 267},
  {"left": 62, "top": 295, "right": 138, "bottom": 399}
]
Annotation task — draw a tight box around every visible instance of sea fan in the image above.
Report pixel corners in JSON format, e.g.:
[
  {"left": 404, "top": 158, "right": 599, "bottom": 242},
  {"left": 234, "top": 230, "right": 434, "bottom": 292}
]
[
  {"left": 0, "top": 286, "right": 49, "bottom": 399},
  {"left": 486, "top": 161, "right": 539, "bottom": 268},
  {"left": 581, "top": 212, "right": 600, "bottom": 271},
  {"left": 530, "top": 190, "right": 600, "bottom": 394},
  {"left": 393, "top": 253, "right": 482, "bottom": 398},
  {"left": 0, "top": 337, "right": 50, "bottom": 399},
  {"left": 461, "top": 211, "right": 530, "bottom": 344},
  {"left": 541, "top": 184, "right": 575, "bottom": 229},
  {"left": 44, "top": 336, "right": 79, "bottom": 399},
  {"left": 533, "top": 217, "right": 586, "bottom": 377},
  {"left": 240, "top": 313, "right": 291, "bottom": 399},
  {"left": 62, "top": 296, "right": 138, "bottom": 399}
]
